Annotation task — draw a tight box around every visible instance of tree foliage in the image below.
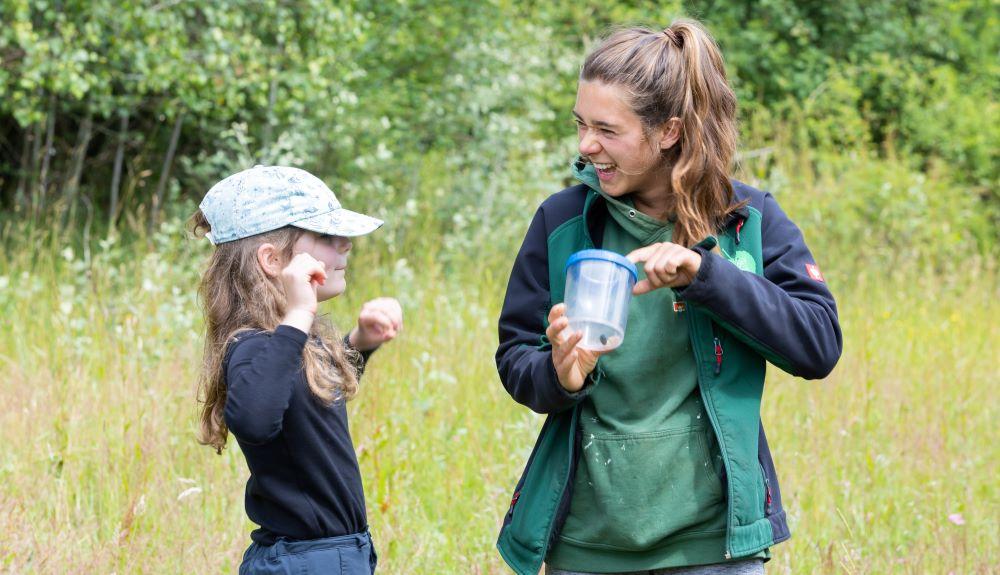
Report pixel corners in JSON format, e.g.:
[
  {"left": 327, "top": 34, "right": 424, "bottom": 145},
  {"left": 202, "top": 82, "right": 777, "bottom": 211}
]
[{"left": 0, "top": 0, "right": 995, "bottom": 241}]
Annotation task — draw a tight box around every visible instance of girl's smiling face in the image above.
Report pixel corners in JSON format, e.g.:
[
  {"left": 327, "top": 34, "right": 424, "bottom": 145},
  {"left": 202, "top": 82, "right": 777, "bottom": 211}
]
[
  {"left": 574, "top": 80, "right": 679, "bottom": 202},
  {"left": 292, "top": 231, "right": 352, "bottom": 300}
]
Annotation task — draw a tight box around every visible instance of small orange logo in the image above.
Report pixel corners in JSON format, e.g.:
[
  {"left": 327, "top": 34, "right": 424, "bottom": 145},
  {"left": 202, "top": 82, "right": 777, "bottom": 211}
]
[{"left": 673, "top": 301, "right": 687, "bottom": 313}]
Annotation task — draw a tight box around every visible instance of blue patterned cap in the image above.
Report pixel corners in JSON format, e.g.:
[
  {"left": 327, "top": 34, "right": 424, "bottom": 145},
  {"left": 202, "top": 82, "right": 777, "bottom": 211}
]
[{"left": 199, "top": 165, "right": 384, "bottom": 244}]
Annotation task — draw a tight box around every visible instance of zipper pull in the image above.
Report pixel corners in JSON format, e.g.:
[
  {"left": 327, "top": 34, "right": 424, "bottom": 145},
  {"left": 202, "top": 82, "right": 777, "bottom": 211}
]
[
  {"left": 508, "top": 490, "right": 520, "bottom": 515},
  {"left": 714, "top": 337, "right": 723, "bottom": 375},
  {"left": 760, "top": 462, "right": 774, "bottom": 513},
  {"left": 764, "top": 476, "right": 772, "bottom": 511}
]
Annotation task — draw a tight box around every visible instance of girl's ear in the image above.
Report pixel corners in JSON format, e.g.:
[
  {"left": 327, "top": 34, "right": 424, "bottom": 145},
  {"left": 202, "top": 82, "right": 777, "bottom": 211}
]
[
  {"left": 657, "top": 117, "right": 682, "bottom": 151},
  {"left": 256, "top": 243, "right": 283, "bottom": 277}
]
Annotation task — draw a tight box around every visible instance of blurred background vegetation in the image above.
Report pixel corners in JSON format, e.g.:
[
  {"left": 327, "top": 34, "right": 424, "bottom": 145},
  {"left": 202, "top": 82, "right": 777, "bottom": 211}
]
[
  {"left": 0, "top": 1, "right": 996, "bottom": 573},
  {"left": 0, "top": 0, "right": 996, "bottom": 268}
]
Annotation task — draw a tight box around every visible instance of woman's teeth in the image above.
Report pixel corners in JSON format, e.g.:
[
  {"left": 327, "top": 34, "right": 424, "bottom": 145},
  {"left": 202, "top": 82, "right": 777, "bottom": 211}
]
[{"left": 593, "top": 162, "right": 616, "bottom": 171}]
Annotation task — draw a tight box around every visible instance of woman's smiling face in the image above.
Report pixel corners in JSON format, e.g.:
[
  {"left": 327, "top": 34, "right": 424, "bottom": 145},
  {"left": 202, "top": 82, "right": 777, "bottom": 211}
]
[{"left": 574, "top": 80, "right": 676, "bottom": 200}]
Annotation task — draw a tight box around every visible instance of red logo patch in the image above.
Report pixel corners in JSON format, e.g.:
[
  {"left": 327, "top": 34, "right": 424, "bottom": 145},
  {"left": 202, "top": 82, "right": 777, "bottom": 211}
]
[
  {"left": 806, "top": 264, "right": 824, "bottom": 282},
  {"left": 673, "top": 301, "right": 687, "bottom": 313}
]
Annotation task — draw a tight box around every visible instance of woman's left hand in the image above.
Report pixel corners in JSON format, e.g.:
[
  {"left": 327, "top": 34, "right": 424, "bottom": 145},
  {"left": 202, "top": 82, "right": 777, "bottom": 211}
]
[
  {"left": 627, "top": 242, "right": 702, "bottom": 294},
  {"left": 349, "top": 297, "right": 403, "bottom": 351}
]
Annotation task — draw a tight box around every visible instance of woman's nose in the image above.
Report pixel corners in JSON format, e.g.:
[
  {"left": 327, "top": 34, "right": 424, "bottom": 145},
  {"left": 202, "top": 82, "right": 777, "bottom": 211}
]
[{"left": 578, "top": 130, "right": 601, "bottom": 156}]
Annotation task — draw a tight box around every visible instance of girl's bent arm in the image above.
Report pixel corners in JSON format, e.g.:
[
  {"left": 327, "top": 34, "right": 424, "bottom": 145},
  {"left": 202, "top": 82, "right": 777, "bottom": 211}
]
[
  {"left": 343, "top": 334, "right": 373, "bottom": 378},
  {"left": 223, "top": 325, "right": 307, "bottom": 444}
]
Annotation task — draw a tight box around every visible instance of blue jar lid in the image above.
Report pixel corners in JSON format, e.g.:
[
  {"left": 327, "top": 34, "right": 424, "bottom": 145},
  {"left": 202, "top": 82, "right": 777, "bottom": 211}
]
[{"left": 565, "top": 249, "right": 638, "bottom": 282}]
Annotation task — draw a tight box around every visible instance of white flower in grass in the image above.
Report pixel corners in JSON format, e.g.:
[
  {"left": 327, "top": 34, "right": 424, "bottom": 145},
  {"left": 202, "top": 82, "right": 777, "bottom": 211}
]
[{"left": 177, "top": 487, "right": 202, "bottom": 501}]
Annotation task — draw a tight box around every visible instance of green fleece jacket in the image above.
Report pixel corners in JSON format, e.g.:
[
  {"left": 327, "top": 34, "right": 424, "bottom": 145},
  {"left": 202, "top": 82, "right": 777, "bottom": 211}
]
[
  {"left": 494, "top": 160, "right": 841, "bottom": 575},
  {"left": 546, "top": 191, "right": 731, "bottom": 571}
]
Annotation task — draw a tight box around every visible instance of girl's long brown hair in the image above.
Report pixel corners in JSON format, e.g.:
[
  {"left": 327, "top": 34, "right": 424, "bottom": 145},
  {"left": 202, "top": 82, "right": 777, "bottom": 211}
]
[
  {"left": 581, "top": 19, "right": 743, "bottom": 247},
  {"left": 191, "top": 210, "right": 359, "bottom": 453}
]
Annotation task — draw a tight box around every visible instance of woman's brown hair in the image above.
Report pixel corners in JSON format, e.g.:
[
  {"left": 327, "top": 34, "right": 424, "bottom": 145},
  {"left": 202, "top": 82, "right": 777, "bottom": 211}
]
[
  {"left": 581, "top": 19, "right": 743, "bottom": 247},
  {"left": 191, "top": 210, "right": 359, "bottom": 453}
]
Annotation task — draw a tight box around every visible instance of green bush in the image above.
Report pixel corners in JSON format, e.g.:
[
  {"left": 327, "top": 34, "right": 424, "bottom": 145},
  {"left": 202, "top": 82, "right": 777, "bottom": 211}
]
[{"left": 0, "top": 0, "right": 995, "bottom": 268}]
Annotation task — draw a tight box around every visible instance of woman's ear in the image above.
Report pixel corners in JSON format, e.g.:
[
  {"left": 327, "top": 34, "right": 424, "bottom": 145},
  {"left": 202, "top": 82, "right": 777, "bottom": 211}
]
[
  {"left": 658, "top": 117, "right": 682, "bottom": 151},
  {"left": 256, "top": 243, "right": 282, "bottom": 277}
]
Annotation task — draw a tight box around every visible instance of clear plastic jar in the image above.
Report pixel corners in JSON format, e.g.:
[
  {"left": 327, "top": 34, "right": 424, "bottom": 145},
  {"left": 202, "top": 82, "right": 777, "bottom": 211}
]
[{"left": 563, "top": 249, "right": 638, "bottom": 351}]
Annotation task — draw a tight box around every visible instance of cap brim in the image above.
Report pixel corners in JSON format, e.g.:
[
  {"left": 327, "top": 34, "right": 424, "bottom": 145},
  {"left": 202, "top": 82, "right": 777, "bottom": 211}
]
[{"left": 291, "top": 208, "right": 384, "bottom": 238}]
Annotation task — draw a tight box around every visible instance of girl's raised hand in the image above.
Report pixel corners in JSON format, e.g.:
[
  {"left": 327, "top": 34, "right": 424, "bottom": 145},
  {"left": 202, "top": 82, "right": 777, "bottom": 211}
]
[
  {"left": 281, "top": 252, "right": 327, "bottom": 314},
  {"left": 349, "top": 297, "right": 403, "bottom": 352},
  {"left": 545, "top": 303, "right": 604, "bottom": 393},
  {"left": 279, "top": 252, "right": 327, "bottom": 333},
  {"left": 626, "top": 242, "right": 702, "bottom": 295}
]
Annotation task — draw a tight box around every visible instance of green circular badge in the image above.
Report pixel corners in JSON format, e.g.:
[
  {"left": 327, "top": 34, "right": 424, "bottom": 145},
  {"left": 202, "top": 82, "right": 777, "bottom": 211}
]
[{"left": 729, "top": 250, "right": 757, "bottom": 273}]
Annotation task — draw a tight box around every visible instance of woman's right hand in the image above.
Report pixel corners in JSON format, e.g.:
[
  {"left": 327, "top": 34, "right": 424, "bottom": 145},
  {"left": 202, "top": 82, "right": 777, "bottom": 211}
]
[
  {"left": 280, "top": 253, "right": 327, "bottom": 332},
  {"left": 545, "top": 303, "right": 604, "bottom": 393}
]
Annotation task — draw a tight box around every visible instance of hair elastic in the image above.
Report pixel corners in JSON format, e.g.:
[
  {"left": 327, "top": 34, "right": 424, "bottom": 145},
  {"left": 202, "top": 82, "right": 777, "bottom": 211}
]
[{"left": 662, "top": 28, "right": 682, "bottom": 48}]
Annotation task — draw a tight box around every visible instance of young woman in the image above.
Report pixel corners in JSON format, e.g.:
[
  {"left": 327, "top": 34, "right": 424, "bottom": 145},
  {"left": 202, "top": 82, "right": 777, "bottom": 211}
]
[{"left": 495, "top": 20, "right": 841, "bottom": 575}]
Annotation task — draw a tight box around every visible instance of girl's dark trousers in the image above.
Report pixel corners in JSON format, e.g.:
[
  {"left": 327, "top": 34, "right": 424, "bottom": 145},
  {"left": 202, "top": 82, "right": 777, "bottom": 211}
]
[{"left": 239, "top": 530, "right": 377, "bottom": 574}]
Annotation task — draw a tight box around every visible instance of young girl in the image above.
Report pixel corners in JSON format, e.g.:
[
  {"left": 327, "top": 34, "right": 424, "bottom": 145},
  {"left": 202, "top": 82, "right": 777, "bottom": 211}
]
[
  {"left": 192, "top": 165, "right": 403, "bottom": 574},
  {"left": 495, "top": 20, "right": 842, "bottom": 575}
]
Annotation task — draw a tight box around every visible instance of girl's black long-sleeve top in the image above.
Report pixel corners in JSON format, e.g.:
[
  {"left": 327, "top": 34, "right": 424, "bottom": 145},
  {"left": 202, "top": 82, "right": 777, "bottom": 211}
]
[{"left": 223, "top": 324, "right": 372, "bottom": 545}]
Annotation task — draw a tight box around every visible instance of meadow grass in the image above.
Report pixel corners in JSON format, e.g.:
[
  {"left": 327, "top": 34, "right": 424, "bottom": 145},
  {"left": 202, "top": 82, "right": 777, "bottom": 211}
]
[{"left": 0, "top": 211, "right": 996, "bottom": 574}]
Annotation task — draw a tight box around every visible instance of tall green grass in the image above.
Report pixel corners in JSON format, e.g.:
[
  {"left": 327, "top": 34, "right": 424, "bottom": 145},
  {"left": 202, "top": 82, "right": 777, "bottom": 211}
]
[{"left": 1, "top": 152, "right": 996, "bottom": 573}]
